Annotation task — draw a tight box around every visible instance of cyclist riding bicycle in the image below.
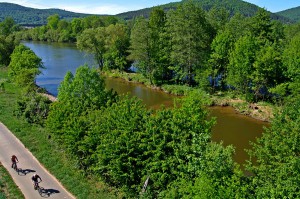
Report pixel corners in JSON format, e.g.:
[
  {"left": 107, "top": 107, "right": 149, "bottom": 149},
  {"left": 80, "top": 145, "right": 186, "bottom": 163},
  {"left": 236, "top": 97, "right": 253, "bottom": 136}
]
[
  {"left": 32, "top": 173, "right": 42, "bottom": 189},
  {"left": 11, "top": 155, "right": 18, "bottom": 170}
]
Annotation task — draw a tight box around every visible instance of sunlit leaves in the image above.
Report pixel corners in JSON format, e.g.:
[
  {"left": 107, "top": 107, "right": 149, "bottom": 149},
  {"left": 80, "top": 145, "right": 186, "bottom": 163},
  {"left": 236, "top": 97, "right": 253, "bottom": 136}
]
[{"left": 8, "top": 44, "right": 43, "bottom": 87}]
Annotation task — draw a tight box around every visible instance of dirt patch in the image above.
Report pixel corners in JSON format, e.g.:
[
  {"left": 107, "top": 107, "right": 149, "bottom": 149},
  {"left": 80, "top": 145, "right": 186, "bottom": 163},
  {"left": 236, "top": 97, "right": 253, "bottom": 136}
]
[{"left": 41, "top": 93, "right": 57, "bottom": 102}]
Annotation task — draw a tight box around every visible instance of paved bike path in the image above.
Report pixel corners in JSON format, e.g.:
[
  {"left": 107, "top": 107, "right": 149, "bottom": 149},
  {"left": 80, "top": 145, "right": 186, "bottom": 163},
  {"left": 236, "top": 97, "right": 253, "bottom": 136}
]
[{"left": 0, "top": 122, "right": 76, "bottom": 199}]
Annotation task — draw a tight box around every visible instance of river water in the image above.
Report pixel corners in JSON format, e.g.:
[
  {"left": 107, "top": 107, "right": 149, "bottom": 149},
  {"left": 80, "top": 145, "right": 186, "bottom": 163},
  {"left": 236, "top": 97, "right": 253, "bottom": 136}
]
[{"left": 24, "top": 41, "right": 268, "bottom": 166}]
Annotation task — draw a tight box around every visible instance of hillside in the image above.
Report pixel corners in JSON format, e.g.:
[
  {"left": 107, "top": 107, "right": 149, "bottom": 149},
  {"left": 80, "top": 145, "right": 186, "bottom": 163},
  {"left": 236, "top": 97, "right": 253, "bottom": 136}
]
[
  {"left": 276, "top": 6, "right": 300, "bottom": 23},
  {"left": 116, "top": 0, "right": 292, "bottom": 23},
  {"left": 0, "top": 3, "right": 92, "bottom": 26},
  {"left": 0, "top": 1, "right": 294, "bottom": 26}
]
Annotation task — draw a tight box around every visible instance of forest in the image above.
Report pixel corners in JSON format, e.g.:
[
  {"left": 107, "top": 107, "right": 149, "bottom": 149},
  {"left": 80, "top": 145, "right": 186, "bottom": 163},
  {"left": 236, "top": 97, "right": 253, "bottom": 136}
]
[
  {"left": 0, "top": 1, "right": 300, "bottom": 198},
  {"left": 0, "top": 2, "right": 91, "bottom": 26}
]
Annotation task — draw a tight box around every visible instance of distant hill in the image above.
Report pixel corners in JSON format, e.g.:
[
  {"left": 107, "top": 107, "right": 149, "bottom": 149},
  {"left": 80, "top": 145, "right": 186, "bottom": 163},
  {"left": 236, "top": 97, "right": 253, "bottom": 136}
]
[
  {"left": 276, "top": 6, "right": 300, "bottom": 23},
  {"left": 0, "top": 3, "right": 93, "bottom": 26},
  {"left": 0, "top": 1, "right": 294, "bottom": 26},
  {"left": 116, "top": 0, "right": 292, "bottom": 23}
]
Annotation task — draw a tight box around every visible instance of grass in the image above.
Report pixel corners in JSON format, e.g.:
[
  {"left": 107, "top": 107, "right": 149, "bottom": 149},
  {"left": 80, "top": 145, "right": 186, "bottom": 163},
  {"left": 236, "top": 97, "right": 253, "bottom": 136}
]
[
  {"left": 103, "top": 70, "right": 150, "bottom": 86},
  {"left": 0, "top": 67, "right": 120, "bottom": 199},
  {"left": 0, "top": 163, "right": 24, "bottom": 199}
]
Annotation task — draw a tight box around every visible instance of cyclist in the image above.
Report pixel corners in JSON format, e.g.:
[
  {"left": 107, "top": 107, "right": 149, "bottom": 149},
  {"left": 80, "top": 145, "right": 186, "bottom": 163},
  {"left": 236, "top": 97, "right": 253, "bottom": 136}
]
[
  {"left": 11, "top": 155, "right": 18, "bottom": 170},
  {"left": 32, "top": 173, "right": 42, "bottom": 189}
]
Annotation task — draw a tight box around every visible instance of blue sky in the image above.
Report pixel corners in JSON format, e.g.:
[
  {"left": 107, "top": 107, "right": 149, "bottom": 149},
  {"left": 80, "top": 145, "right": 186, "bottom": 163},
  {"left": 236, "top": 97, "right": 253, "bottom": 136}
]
[
  {"left": 244, "top": 0, "right": 300, "bottom": 12},
  {"left": 0, "top": 0, "right": 299, "bottom": 14}
]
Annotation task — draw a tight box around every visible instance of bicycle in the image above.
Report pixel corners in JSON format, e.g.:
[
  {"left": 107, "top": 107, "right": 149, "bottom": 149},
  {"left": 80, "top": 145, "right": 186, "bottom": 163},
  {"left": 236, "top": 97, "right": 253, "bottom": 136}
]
[
  {"left": 33, "top": 182, "right": 49, "bottom": 197},
  {"left": 34, "top": 181, "right": 45, "bottom": 196},
  {"left": 12, "top": 161, "right": 19, "bottom": 173}
]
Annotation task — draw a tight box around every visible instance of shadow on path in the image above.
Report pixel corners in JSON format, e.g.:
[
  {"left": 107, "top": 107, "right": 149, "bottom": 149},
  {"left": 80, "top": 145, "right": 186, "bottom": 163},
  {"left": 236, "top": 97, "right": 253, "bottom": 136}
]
[
  {"left": 17, "top": 168, "right": 36, "bottom": 176},
  {"left": 39, "top": 187, "right": 60, "bottom": 197}
]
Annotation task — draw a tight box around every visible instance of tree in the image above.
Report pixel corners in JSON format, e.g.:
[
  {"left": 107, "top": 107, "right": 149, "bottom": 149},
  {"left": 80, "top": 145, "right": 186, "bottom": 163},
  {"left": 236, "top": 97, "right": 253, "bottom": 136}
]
[
  {"left": 206, "top": 30, "right": 234, "bottom": 92},
  {"left": 77, "top": 28, "right": 107, "bottom": 69},
  {"left": 167, "top": 2, "right": 213, "bottom": 85},
  {"left": 47, "top": 14, "right": 60, "bottom": 30},
  {"left": 0, "top": 34, "right": 19, "bottom": 67},
  {"left": 129, "top": 17, "right": 152, "bottom": 81},
  {"left": 252, "top": 43, "right": 284, "bottom": 100},
  {"left": 246, "top": 98, "right": 300, "bottom": 198},
  {"left": 206, "top": 6, "right": 230, "bottom": 33},
  {"left": 82, "top": 15, "right": 104, "bottom": 29},
  {"left": 0, "top": 17, "right": 20, "bottom": 37},
  {"left": 148, "top": 7, "right": 170, "bottom": 85},
  {"left": 89, "top": 91, "right": 217, "bottom": 197},
  {"left": 281, "top": 33, "right": 300, "bottom": 97},
  {"left": 46, "top": 65, "right": 116, "bottom": 154},
  {"left": 8, "top": 44, "right": 43, "bottom": 87},
  {"left": 227, "top": 35, "right": 259, "bottom": 97},
  {"left": 104, "top": 24, "right": 131, "bottom": 71},
  {"left": 71, "top": 18, "right": 83, "bottom": 35},
  {"left": 129, "top": 7, "right": 169, "bottom": 85}
]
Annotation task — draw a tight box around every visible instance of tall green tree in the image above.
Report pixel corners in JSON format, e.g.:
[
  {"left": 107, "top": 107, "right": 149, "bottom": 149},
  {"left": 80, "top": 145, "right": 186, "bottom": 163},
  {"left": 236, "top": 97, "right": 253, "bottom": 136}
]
[
  {"left": 167, "top": 2, "right": 213, "bottom": 85},
  {"left": 8, "top": 44, "right": 43, "bottom": 87},
  {"left": 46, "top": 65, "right": 116, "bottom": 153},
  {"left": 82, "top": 15, "right": 104, "bottom": 29},
  {"left": 47, "top": 14, "right": 60, "bottom": 30},
  {"left": 77, "top": 27, "right": 107, "bottom": 69},
  {"left": 227, "top": 35, "right": 259, "bottom": 95},
  {"left": 104, "top": 24, "right": 131, "bottom": 71},
  {"left": 129, "top": 8, "right": 169, "bottom": 85},
  {"left": 148, "top": 7, "right": 170, "bottom": 85},
  {"left": 129, "top": 17, "right": 153, "bottom": 81},
  {"left": 250, "top": 8, "right": 273, "bottom": 42},
  {"left": 0, "top": 17, "right": 20, "bottom": 37},
  {"left": 71, "top": 18, "right": 83, "bottom": 36},
  {"left": 281, "top": 33, "right": 300, "bottom": 97},
  {"left": 207, "top": 30, "right": 234, "bottom": 92},
  {"left": 0, "top": 35, "right": 19, "bottom": 67},
  {"left": 206, "top": 6, "right": 230, "bottom": 32},
  {"left": 252, "top": 43, "right": 284, "bottom": 100}
]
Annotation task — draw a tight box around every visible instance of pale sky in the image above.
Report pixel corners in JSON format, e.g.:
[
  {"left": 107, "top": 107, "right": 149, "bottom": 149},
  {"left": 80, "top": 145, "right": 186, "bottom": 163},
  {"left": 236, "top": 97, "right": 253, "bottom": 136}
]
[{"left": 0, "top": 0, "right": 299, "bottom": 15}]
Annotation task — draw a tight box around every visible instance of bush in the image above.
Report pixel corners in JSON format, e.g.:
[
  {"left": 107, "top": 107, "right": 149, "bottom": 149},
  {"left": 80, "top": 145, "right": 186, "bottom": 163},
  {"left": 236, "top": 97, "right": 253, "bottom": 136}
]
[{"left": 14, "top": 93, "right": 52, "bottom": 126}]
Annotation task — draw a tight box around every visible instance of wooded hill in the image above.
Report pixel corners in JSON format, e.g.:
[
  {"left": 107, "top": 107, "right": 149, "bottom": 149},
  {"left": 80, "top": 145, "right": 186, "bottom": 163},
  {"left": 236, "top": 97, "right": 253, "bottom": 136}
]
[
  {"left": 276, "top": 6, "right": 300, "bottom": 23},
  {"left": 116, "top": 0, "right": 293, "bottom": 23},
  {"left": 0, "top": 0, "right": 297, "bottom": 26},
  {"left": 0, "top": 3, "right": 93, "bottom": 26}
]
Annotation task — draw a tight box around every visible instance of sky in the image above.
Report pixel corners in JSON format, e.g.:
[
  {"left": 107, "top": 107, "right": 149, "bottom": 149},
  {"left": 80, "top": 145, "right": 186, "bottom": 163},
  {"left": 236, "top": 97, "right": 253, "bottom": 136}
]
[{"left": 0, "top": 0, "right": 299, "bottom": 15}]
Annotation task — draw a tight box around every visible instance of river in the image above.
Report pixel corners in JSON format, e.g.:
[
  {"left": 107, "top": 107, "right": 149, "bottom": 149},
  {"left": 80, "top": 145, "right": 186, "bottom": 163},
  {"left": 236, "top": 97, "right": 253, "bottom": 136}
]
[{"left": 24, "top": 41, "right": 268, "bottom": 166}]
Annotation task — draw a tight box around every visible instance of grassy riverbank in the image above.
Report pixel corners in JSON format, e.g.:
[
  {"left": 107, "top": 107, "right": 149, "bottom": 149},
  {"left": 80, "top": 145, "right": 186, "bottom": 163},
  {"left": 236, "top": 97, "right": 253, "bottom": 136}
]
[
  {"left": 104, "top": 70, "right": 274, "bottom": 122},
  {"left": 0, "top": 67, "right": 121, "bottom": 199},
  {"left": 0, "top": 163, "right": 24, "bottom": 199}
]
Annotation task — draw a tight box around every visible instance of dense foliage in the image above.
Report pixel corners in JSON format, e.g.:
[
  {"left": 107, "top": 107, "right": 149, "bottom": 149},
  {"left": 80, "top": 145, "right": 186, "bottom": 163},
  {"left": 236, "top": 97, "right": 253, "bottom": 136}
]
[
  {"left": 8, "top": 44, "right": 43, "bottom": 88},
  {"left": 246, "top": 98, "right": 300, "bottom": 198},
  {"left": 14, "top": 93, "right": 52, "bottom": 126},
  {"left": 1, "top": 1, "right": 300, "bottom": 198},
  {"left": 0, "top": 17, "right": 19, "bottom": 67},
  {"left": 46, "top": 68, "right": 236, "bottom": 197},
  {"left": 20, "top": 14, "right": 122, "bottom": 43},
  {"left": 77, "top": 24, "right": 131, "bottom": 71}
]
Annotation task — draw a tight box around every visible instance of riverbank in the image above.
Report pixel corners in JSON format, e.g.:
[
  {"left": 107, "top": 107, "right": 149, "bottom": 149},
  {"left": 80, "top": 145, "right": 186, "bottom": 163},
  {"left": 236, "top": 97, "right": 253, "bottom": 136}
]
[{"left": 103, "top": 70, "right": 274, "bottom": 122}]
